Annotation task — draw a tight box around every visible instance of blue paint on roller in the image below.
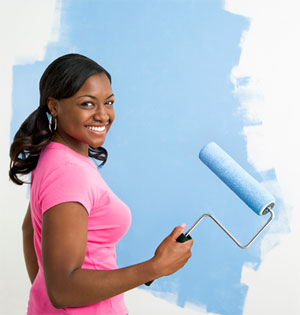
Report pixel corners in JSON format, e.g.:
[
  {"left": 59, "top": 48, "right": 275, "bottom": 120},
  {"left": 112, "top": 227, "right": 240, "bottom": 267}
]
[{"left": 199, "top": 142, "right": 275, "bottom": 215}]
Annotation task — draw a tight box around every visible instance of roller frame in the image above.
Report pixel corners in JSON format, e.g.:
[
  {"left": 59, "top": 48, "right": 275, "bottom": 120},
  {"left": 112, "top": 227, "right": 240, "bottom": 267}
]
[{"left": 185, "top": 207, "right": 274, "bottom": 249}]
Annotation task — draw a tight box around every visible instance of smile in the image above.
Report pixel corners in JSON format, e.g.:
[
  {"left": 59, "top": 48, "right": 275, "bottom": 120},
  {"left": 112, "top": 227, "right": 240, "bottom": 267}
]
[{"left": 86, "top": 125, "right": 106, "bottom": 132}]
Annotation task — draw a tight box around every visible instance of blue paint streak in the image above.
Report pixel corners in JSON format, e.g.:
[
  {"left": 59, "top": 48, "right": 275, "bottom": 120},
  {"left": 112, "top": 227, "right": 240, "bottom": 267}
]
[{"left": 10, "top": 1, "right": 255, "bottom": 314}]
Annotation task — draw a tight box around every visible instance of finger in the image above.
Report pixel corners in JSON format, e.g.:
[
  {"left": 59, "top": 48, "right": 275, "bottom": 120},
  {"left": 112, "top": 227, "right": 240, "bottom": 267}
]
[
  {"left": 169, "top": 223, "right": 186, "bottom": 239},
  {"left": 185, "top": 238, "right": 194, "bottom": 248}
]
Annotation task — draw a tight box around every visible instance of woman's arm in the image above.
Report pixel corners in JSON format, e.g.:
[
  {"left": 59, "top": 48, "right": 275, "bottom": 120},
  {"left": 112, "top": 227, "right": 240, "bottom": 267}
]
[
  {"left": 22, "top": 204, "right": 39, "bottom": 284},
  {"left": 42, "top": 202, "right": 193, "bottom": 309}
]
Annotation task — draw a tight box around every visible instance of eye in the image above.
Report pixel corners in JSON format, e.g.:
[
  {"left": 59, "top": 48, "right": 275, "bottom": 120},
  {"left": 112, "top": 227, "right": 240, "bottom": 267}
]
[
  {"left": 105, "top": 100, "right": 114, "bottom": 106},
  {"left": 80, "top": 101, "right": 94, "bottom": 107}
]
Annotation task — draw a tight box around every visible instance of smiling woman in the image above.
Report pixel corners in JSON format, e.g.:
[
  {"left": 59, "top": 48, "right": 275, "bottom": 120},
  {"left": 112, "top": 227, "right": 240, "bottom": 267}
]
[{"left": 8, "top": 53, "right": 193, "bottom": 315}]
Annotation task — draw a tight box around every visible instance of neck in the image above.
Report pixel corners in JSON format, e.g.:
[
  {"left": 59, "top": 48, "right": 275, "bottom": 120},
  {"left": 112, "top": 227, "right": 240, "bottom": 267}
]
[{"left": 52, "top": 133, "right": 89, "bottom": 157}]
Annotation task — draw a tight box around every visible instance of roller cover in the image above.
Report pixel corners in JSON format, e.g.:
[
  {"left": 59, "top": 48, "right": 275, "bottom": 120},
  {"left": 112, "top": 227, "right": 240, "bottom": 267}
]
[{"left": 199, "top": 142, "right": 275, "bottom": 215}]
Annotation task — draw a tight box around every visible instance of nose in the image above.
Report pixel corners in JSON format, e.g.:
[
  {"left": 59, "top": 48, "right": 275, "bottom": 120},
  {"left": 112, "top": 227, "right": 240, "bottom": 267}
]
[{"left": 93, "top": 104, "right": 109, "bottom": 123}]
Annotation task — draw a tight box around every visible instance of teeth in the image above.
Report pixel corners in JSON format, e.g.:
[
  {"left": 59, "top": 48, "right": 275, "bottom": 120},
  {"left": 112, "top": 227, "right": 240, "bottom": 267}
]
[{"left": 87, "top": 126, "right": 105, "bottom": 132}]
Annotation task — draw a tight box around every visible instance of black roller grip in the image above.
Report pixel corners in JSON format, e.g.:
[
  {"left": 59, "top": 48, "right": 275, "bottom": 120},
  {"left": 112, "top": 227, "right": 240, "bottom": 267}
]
[
  {"left": 145, "top": 233, "right": 192, "bottom": 286},
  {"left": 176, "top": 233, "right": 192, "bottom": 243}
]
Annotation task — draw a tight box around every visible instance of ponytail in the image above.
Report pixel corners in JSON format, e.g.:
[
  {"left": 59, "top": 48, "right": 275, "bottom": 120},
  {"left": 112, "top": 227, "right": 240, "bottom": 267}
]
[{"left": 9, "top": 107, "right": 53, "bottom": 185}]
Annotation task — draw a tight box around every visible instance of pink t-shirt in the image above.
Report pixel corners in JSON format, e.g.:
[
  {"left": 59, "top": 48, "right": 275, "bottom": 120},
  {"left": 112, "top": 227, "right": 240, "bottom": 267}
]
[{"left": 28, "top": 142, "right": 131, "bottom": 315}]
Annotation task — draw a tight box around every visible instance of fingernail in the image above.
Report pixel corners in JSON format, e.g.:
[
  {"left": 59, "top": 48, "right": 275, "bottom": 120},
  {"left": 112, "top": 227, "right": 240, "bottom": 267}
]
[{"left": 180, "top": 223, "right": 186, "bottom": 228}]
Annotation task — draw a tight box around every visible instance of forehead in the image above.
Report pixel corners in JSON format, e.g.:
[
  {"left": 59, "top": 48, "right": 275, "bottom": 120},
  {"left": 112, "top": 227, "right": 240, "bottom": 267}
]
[{"left": 75, "top": 73, "right": 112, "bottom": 96}]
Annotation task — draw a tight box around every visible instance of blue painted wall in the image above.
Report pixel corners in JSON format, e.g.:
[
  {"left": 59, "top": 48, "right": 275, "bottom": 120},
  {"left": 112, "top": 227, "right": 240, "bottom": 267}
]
[{"left": 11, "top": 1, "right": 267, "bottom": 314}]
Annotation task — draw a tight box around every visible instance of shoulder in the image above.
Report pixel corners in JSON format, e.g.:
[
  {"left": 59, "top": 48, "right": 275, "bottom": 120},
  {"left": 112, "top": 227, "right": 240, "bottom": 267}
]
[
  {"left": 31, "top": 143, "right": 102, "bottom": 214},
  {"left": 32, "top": 142, "right": 101, "bottom": 192}
]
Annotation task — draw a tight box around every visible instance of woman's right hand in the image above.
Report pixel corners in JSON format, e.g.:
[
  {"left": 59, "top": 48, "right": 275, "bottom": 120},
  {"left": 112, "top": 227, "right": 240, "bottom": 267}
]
[{"left": 151, "top": 224, "right": 193, "bottom": 278}]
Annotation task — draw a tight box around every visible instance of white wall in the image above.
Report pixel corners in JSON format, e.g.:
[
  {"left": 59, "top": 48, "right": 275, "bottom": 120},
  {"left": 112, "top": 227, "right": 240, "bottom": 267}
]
[
  {"left": 0, "top": 1, "right": 60, "bottom": 313},
  {"left": 225, "top": 0, "right": 300, "bottom": 313}
]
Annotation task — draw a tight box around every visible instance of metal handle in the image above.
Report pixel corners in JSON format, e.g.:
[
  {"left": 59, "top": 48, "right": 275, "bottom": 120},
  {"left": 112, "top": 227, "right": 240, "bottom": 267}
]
[{"left": 185, "top": 207, "right": 274, "bottom": 249}]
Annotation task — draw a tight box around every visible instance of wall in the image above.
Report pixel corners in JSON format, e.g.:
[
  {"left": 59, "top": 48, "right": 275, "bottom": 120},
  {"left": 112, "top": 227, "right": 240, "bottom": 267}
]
[{"left": 1, "top": 1, "right": 299, "bottom": 314}]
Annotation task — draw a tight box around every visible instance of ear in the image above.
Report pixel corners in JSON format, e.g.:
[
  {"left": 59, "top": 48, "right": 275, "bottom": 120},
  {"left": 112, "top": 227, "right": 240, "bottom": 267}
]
[{"left": 47, "top": 97, "right": 59, "bottom": 117}]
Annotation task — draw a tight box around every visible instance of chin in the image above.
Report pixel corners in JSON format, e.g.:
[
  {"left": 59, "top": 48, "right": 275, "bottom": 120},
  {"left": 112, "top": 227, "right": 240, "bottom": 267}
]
[{"left": 89, "top": 141, "right": 105, "bottom": 148}]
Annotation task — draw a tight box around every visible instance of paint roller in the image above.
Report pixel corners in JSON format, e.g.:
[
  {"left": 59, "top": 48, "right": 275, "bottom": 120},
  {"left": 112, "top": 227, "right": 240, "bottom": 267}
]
[{"left": 145, "top": 142, "right": 275, "bottom": 286}]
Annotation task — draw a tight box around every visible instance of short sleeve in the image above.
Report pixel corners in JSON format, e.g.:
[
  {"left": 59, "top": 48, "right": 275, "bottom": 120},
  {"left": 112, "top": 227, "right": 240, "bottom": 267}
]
[{"left": 38, "top": 162, "right": 94, "bottom": 215}]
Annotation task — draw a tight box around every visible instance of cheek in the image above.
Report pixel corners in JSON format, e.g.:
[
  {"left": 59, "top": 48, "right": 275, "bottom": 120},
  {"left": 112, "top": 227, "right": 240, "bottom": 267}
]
[
  {"left": 57, "top": 110, "right": 84, "bottom": 132},
  {"left": 109, "top": 108, "right": 115, "bottom": 122}
]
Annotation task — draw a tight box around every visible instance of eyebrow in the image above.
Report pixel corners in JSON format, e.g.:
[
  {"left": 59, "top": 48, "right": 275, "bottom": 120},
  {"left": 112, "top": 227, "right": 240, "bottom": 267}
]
[{"left": 77, "top": 93, "right": 114, "bottom": 100}]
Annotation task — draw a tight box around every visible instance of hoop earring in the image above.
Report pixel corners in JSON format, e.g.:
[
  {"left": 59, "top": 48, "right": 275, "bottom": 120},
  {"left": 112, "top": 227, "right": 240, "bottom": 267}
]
[{"left": 49, "top": 115, "right": 57, "bottom": 133}]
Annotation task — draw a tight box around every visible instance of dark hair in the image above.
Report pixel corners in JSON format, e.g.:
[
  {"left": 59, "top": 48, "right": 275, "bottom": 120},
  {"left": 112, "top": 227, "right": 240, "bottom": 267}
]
[{"left": 9, "top": 53, "right": 112, "bottom": 185}]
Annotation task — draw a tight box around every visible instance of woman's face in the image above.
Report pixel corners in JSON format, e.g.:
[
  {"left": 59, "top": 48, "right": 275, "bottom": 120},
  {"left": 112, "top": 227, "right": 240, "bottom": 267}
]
[{"left": 48, "top": 72, "right": 115, "bottom": 156}]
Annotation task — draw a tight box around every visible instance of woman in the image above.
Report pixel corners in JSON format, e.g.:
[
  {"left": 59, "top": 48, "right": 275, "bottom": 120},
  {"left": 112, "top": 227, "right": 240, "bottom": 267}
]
[{"left": 9, "top": 53, "right": 193, "bottom": 314}]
